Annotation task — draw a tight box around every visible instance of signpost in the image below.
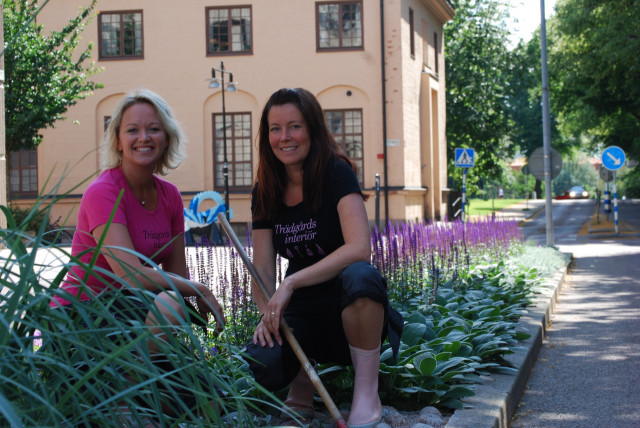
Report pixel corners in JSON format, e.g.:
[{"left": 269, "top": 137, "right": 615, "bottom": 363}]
[
  {"left": 527, "top": 146, "right": 561, "bottom": 245},
  {"left": 601, "top": 146, "right": 626, "bottom": 234},
  {"left": 527, "top": 147, "right": 562, "bottom": 181},
  {"left": 599, "top": 167, "right": 614, "bottom": 217},
  {"left": 455, "top": 148, "right": 475, "bottom": 222}
]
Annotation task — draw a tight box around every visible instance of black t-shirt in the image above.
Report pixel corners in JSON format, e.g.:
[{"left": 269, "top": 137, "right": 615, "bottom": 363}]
[{"left": 252, "top": 159, "right": 362, "bottom": 279}]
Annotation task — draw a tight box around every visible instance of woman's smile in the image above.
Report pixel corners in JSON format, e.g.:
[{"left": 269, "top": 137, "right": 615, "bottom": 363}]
[
  {"left": 268, "top": 103, "right": 311, "bottom": 169},
  {"left": 117, "top": 102, "right": 168, "bottom": 168}
]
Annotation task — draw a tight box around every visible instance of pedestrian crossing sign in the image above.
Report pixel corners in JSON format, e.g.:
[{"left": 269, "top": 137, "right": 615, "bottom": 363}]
[{"left": 455, "top": 148, "right": 475, "bottom": 168}]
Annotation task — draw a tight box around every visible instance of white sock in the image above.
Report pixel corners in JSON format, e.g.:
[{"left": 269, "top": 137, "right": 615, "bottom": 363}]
[{"left": 348, "top": 344, "right": 382, "bottom": 425}]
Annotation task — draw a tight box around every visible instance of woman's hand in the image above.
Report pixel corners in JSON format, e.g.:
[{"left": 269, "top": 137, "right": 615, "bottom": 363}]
[
  {"left": 253, "top": 316, "right": 282, "bottom": 348},
  {"left": 253, "top": 278, "right": 295, "bottom": 347},
  {"left": 263, "top": 279, "right": 294, "bottom": 335},
  {"left": 195, "top": 284, "right": 226, "bottom": 335}
]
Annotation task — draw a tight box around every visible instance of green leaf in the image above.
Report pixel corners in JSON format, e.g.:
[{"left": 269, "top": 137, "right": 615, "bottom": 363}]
[
  {"left": 380, "top": 347, "right": 395, "bottom": 363},
  {"left": 441, "top": 386, "right": 475, "bottom": 400},
  {"left": 406, "top": 312, "right": 428, "bottom": 325},
  {"left": 413, "top": 353, "right": 437, "bottom": 376},
  {"left": 444, "top": 341, "right": 462, "bottom": 355},
  {"left": 514, "top": 331, "right": 531, "bottom": 341},
  {"left": 433, "top": 295, "right": 448, "bottom": 306},
  {"left": 478, "top": 306, "right": 501, "bottom": 318},
  {"left": 423, "top": 326, "right": 437, "bottom": 341},
  {"left": 402, "top": 323, "right": 427, "bottom": 347}
]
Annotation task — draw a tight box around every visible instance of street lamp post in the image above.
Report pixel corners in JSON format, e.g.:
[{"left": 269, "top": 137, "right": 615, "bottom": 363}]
[{"left": 209, "top": 61, "right": 237, "bottom": 220}]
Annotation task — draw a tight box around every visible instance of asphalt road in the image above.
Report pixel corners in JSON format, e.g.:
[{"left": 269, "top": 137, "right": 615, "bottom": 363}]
[{"left": 512, "top": 199, "right": 640, "bottom": 427}]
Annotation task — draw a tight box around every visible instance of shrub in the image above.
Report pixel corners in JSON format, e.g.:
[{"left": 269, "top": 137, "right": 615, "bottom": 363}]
[{"left": 7, "top": 203, "right": 48, "bottom": 232}]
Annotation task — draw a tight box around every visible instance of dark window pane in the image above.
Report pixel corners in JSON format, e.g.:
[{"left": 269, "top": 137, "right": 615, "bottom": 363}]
[
  {"left": 99, "top": 11, "right": 143, "bottom": 58},
  {"left": 213, "top": 112, "right": 252, "bottom": 191},
  {"left": 324, "top": 109, "right": 364, "bottom": 184},
  {"left": 9, "top": 149, "right": 38, "bottom": 197},
  {"left": 317, "top": 2, "right": 362, "bottom": 50},
  {"left": 207, "top": 7, "right": 252, "bottom": 54}
]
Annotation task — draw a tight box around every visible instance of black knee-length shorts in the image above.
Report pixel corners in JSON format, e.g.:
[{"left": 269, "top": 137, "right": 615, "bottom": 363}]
[{"left": 245, "top": 261, "right": 403, "bottom": 391}]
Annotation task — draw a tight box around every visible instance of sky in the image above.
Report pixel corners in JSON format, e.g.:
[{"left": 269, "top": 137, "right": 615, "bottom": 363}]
[{"left": 508, "top": 0, "right": 557, "bottom": 46}]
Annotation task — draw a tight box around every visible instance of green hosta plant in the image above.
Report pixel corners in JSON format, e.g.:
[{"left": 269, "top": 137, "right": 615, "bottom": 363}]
[{"left": 318, "top": 259, "right": 541, "bottom": 410}]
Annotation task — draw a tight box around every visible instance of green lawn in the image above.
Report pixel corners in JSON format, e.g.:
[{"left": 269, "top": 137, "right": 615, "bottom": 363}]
[{"left": 467, "top": 198, "right": 522, "bottom": 216}]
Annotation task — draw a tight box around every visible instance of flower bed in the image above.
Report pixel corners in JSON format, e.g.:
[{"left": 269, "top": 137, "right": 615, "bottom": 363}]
[
  {"left": 188, "top": 217, "right": 567, "bottom": 415},
  {"left": 1, "top": 199, "right": 566, "bottom": 426}
]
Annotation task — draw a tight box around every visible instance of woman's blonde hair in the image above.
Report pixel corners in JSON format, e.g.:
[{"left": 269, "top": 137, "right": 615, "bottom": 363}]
[{"left": 100, "top": 88, "right": 187, "bottom": 175}]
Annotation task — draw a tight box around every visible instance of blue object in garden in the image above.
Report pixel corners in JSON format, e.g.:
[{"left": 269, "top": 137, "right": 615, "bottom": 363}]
[{"left": 184, "top": 191, "right": 231, "bottom": 245}]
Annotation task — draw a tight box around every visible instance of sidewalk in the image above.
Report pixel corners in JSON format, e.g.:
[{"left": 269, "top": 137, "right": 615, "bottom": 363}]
[
  {"left": 445, "top": 257, "right": 569, "bottom": 428},
  {"left": 447, "top": 199, "right": 640, "bottom": 427},
  {"left": 469, "top": 199, "right": 546, "bottom": 225},
  {"left": 445, "top": 199, "right": 562, "bottom": 428},
  {"left": 498, "top": 199, "right": 546, "bottom": 225}
]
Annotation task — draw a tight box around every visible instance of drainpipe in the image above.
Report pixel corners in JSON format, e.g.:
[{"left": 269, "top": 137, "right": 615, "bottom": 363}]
[{"left": 379, "top": 0, "right": 389, "bottom": 224}]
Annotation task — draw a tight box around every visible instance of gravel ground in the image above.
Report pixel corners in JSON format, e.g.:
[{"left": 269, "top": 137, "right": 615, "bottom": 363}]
[{"left": 247, "top": 404, "right": 450, "bottom": 427}]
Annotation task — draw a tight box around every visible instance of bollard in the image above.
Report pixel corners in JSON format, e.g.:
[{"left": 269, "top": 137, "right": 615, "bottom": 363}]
[{"left": 604, "top": 190, "right": 611, "bottom": 214}]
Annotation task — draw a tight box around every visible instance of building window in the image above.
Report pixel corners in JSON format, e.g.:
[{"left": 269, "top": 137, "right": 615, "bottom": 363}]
[
  {"left": 422, "top": 20, "right": 429, "bottom": 68},
  {"left": 9, "top": 149, "right": 38, "bottom": 197},
  {"left": 213, "top": 112, "right": 252, "bottom": 191},
  {"left": 206, "top": 6, "right": 252, "bottom": 55},
  {"left": 409, "top": 8, "right": 415, "bottom": 58},
  {"left": 433, "top": 32, "right": 439, "bottom": 74},
  {"left": 325, "top": 109, "right": 364, "bottom": 184},
  {"left": 98, "top": 11, "right": 143, "bottom": 59},
  {"left": 316, "top": 1, "right": 363, "bottom": 50}
]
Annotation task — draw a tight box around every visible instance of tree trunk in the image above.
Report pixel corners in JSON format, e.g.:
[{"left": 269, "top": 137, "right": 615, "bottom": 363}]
[{"left": 534, "top": 178, "right": 542, "bottom": 199}]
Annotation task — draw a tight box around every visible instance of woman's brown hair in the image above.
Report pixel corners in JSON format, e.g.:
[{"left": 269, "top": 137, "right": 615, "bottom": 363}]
[{"left": 253, "top": 88, "right": 362, "bottom": 222}]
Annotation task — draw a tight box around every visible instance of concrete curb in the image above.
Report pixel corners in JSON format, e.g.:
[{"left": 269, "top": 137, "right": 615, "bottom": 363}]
[
  {"left": 516, "top": 204, "right": 545, "bottom": 226},
  {"left": 445, "top": 258, "right": 571, "bottom": 428}
]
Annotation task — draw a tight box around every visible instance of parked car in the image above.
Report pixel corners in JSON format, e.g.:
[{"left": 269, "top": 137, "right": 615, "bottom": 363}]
[{"left": 556, "top": 186, "right": 589, "bottom": 200}]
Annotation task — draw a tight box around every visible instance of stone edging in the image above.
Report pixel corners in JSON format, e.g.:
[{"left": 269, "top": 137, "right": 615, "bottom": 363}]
[{"left": 445, "top": 258, "right": 571, "bottom": 428}]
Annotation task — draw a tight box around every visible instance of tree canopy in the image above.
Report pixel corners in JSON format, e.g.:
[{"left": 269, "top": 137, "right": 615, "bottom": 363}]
[
  {"left": 445, "top": 0, "right": 639, "bottom": 196},
  {"left": 3, "top": 0, "right": 102, "bottom": 152},
  {"left": 550, "top": 0, "right": 640, "bottom": 162},
  {"left": 444, "top": 0, "right": 515, "bottom": 189}
]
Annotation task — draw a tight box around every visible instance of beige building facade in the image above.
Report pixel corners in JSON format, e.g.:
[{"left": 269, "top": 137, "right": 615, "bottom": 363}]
[{"left": 12, "top": 0, "right": 454, "bottom": 232}]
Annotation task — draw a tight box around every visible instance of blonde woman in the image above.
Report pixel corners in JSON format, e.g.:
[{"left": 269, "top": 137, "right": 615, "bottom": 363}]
[{"left": 52, "top": 88, "right": 224, "bottom": 349}]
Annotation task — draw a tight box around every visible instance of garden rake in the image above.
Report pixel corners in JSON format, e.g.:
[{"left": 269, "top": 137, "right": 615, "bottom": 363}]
[{"left": 217, "top": 213, "right": 347, "bottom": 428}]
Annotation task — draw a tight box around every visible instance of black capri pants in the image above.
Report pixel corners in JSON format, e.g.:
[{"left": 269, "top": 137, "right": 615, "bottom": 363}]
[{"left": 245, "top": 261, "right": 403, "bottom": 391}]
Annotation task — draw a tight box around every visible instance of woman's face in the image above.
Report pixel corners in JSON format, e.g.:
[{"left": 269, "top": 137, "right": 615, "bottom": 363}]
[
  {"left": 267, "top": 103, "right": 311, "bottom": 170},
  {"left": 117, "top": 102, "right": 168, "bottom": 169}
]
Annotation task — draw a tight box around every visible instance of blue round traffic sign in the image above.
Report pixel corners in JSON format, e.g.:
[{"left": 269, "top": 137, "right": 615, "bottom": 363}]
[{"left": 601, "top": 146, "right": 626, "bottom": 171}]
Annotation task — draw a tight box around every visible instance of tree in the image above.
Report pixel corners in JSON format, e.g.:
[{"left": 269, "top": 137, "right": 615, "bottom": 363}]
[
  {"left": 551, "top": 151, "right": 598, "bottom": 196},
  {"left": 550, "top": 0, "right": 640, "bottom": 162},
  {"left": 508, "top": 32, "right": 573, "bottom": 197},
  {"left": 2, "top": 0, "right": 102, "bottom": 153},
  {"left": 444, "top": 0, "right": 515, "bottom": 191}
]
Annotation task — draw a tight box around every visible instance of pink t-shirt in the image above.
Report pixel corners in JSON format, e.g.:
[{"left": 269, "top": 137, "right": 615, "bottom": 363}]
[{"left": 52, "top": 167, "right": 184, "bottom": 306}]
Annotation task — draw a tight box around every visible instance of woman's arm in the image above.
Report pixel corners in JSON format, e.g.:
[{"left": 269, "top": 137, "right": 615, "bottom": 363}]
[
  {"left": 92, "top": 223, "right": 225, "bottom": 329},
  {"left": 250, "top": 228, "right": 282, "bottom": 346},
  {"left": 262, "top": 192, "right": 371, "bottom": 332},
  {"left": 161, "top": 231, "right": 188, "bottom": 278},
  {"left": 251, "top": 228, "right": 277, "bottom": 312}
]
